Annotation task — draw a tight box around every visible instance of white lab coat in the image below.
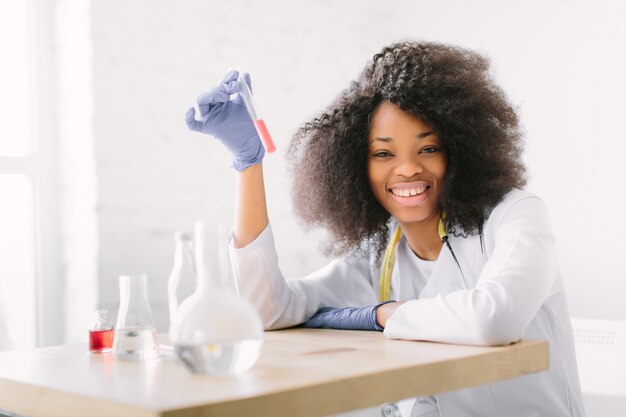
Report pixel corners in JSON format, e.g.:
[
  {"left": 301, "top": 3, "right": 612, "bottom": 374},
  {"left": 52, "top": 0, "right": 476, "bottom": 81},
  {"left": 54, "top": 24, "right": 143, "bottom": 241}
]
[{"left": 230, "top": 189, "right": 585, "bottom": 417}]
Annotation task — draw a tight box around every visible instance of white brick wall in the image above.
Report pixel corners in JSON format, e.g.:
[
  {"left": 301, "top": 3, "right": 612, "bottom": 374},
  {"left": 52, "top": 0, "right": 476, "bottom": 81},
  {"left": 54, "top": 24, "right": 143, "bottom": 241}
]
[{"left": 61, "top": 0, "right": 626, "bottom": 337}]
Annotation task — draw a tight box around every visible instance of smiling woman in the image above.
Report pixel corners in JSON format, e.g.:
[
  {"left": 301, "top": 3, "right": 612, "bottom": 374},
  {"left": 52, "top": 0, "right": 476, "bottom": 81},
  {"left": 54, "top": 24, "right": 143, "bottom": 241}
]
[
  {"left": 287, "top": 42, "right": 526, "bottom": 260},
  {"left": 187, "top": 40, "right": 584, "bottom": 417}
]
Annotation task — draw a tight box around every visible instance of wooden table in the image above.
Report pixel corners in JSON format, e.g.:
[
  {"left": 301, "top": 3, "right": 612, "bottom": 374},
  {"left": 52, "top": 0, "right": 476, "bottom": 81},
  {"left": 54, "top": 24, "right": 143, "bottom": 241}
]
[{"left": 0, "top": 329, "right": 548, "bottom": 417}]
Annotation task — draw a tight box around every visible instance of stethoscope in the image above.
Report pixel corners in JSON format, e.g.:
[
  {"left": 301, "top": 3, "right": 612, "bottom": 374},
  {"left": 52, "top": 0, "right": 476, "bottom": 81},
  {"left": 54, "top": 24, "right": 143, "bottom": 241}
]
[
  {"left": 437, "top": 214, "right": 486, "bottom": 290},
  {"left": 379, "top": 214, "right": 486, "bottom": 301}
]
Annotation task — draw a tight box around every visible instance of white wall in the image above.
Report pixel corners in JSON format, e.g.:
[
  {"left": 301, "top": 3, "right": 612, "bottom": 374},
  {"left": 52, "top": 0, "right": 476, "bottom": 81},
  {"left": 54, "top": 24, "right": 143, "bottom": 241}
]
[{"left": 59, "top": 0, "right": 626, "bottom": 335}]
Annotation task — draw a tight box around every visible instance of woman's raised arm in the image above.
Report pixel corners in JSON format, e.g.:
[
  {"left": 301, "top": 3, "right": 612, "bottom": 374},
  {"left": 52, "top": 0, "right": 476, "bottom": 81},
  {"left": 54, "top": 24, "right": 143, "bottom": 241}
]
[
  {"left": 185, "top": 69, "right": 269, "bottom": 247},
  {"left": 233, "top": 163, "right": 269, "bottom": 248}
]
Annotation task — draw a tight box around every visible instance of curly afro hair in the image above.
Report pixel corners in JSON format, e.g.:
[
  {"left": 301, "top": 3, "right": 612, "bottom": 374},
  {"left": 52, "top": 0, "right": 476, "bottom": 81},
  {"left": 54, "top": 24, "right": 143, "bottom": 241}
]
[{"left": 287, "top": 41, "right": 526, "bottom": 259}]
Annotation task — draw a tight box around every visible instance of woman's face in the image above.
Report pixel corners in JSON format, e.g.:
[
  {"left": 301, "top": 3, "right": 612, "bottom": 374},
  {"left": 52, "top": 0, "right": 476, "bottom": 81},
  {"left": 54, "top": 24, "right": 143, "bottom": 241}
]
[{"left": 367, "top": 101, "right": 446, "bottom": 225}]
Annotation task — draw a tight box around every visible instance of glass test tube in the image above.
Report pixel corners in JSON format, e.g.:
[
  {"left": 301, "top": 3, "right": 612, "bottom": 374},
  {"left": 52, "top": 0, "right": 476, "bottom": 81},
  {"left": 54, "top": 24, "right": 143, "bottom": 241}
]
[{"left": 237, "top": 73, "right": 276, "bottom": 153}]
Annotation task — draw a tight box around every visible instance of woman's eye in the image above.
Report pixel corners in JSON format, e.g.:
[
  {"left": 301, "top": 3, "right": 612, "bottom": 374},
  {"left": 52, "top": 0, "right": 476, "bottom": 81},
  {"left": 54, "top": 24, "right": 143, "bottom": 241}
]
[
  {"left": 373, "top": 150, "right": 391, "bottom": 158},
  {"left": 420, "top": 146, "right": 438, "bottom": 154}
]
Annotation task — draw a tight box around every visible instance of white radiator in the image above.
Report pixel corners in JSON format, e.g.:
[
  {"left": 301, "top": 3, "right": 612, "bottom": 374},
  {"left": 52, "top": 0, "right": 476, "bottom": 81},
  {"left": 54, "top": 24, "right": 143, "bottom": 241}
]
[{"left": 571, "top": 318, "right": 626, "bottom": 417}]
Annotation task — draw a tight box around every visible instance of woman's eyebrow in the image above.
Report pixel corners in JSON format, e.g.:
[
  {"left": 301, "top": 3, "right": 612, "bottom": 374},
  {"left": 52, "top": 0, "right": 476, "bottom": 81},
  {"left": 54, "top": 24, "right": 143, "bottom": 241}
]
[
  {"left": 416, "top": 131, "right": 435, "bottom": 139},
  {"left": 370, "top": 131, "right": 435, "bottom": 143},
  {"left": 371, "top": 137, "right": 393, "bottom": 143}
]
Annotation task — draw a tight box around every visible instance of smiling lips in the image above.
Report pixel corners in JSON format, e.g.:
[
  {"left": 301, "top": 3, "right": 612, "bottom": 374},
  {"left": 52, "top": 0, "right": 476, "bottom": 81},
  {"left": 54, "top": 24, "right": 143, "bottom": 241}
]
[
  {"left": 388, "top": 183, "right": 431, "bottom": 206},
  {"left": 390, "top": 185, "right": 428, "bottom": 197}
]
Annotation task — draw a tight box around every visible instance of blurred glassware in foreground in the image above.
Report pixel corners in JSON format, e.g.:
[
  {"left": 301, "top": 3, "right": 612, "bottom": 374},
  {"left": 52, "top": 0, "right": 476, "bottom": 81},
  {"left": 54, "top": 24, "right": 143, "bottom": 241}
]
[
  {"left": 167, "top": 232, "right": 196, "bottom": 327},
  {"left": 113, "top": 274, "right": 160, "bottom": 361},
  {"left": 169, "top": 222, "right": 263, "bottom": 375}
]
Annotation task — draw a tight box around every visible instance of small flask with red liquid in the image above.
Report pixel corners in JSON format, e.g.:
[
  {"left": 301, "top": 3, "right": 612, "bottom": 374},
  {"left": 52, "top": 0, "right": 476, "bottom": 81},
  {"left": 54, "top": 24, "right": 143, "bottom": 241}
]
[{"left": 89, "top": 309, "right": 114, "bottom": 353}]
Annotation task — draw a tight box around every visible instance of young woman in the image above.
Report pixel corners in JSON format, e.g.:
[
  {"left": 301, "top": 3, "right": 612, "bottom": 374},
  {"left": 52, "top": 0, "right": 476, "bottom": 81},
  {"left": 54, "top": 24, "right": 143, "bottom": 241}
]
[{"left": 185, "top": 41, "right": 584, "bottom": 417}]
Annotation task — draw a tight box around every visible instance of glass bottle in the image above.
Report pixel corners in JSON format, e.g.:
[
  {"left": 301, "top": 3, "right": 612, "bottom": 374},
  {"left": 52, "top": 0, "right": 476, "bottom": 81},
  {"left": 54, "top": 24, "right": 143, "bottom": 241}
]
[
  {"left": 169, "top": 222, "right": 263, "bottom": 375},
  {"left": 89, "top": 309, "right": 114, "bottom": 353},
  {"left": 167, "top": 233, "right": 196, "bottom": 326},
  {"left": 113, "top": 274, "right": 160, "bottom": 360}
]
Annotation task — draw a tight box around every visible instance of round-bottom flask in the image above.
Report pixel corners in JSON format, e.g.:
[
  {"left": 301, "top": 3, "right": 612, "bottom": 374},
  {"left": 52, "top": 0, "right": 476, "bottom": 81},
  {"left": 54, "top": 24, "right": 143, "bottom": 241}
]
[{"left": 169, "top": 222, "right": 263, "bottom": 375}]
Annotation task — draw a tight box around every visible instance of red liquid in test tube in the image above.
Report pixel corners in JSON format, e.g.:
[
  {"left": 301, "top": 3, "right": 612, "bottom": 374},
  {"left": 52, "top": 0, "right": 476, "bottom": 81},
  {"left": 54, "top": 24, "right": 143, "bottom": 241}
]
[
  {"left": 253, "top": 119, "right": 276, "bottom": 153},
  {"left": 238, "top": 71, "right": 277, "bottom": 153}
]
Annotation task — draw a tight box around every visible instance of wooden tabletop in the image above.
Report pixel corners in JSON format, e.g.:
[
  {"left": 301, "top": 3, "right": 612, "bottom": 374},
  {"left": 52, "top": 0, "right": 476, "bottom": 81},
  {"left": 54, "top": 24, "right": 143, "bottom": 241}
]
[{"left": 0, "top": 329, "right": 548, "bottom": 417}]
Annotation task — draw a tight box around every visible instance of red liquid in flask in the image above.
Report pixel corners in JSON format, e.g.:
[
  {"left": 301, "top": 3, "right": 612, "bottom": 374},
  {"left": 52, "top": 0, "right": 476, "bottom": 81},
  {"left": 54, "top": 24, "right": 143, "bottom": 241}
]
[{"left": 89, "top": 329, "right": 114, "bottom": 353}]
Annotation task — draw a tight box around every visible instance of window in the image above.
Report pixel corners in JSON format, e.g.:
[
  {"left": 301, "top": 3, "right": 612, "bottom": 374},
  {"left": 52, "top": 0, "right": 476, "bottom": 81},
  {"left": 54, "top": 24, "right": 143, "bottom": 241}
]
[{"left": 0, "top": 0, "right": 37, "bottom": 349}]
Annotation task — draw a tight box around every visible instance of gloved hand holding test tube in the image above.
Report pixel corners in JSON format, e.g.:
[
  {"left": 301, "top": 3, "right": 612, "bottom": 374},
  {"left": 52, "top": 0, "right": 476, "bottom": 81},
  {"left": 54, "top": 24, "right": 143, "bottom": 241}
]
[
  {"left": 237, "top": 72, "right": 276, "bottom": 153},
  {"left": 185, "top": 70, "right": 274, "bottom": 171}
]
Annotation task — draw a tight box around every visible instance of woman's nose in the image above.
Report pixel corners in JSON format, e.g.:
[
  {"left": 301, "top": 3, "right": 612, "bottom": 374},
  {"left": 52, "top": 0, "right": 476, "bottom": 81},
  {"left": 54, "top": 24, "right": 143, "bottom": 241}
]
[{"left": 394, "top": 157, "right": 423, "bottom": 178}]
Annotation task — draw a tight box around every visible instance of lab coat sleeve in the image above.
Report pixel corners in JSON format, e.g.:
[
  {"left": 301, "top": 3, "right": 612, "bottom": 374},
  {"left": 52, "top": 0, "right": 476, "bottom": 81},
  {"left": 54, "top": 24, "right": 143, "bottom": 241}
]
[
  {"left": 229, "top": 224, "right": 379, "bottom": 330},
  {"left": 384, "top": 193, "right": 560, "bottom": 346}
]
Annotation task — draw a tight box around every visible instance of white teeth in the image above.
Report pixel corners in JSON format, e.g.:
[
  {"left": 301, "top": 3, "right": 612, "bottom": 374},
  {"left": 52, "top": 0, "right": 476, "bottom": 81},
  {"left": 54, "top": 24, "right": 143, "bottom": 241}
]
[{"left": 391, "top": 186, "right": 427, "bottom": 197}]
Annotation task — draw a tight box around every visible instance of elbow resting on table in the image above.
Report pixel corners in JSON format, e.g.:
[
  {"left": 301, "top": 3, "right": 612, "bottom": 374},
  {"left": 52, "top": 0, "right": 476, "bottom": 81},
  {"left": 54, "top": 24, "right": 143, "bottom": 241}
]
[
  {"left": 472, "top": 319, "right": 522, "bottom": 346},
  {"left": 255, "top": 301, "right": 307, "bottom": 331},
  {"left": 461, "top": 288, "right": 526, "bottom": 346},
  {"left": 256, "top": 308, "right": 289, "bottom": 331},
  {"left": 468, "top": 307, "right": 524, "bottom": 346}
]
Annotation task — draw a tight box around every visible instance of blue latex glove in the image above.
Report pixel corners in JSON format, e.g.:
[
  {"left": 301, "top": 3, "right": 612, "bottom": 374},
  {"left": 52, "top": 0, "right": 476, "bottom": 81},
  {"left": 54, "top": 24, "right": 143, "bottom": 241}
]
[
  {"left": 302, "top": 301, "right": 395, "bottom": 331},
  {"left": 185, "top": 70, "right": 264, "bottom": 172}
]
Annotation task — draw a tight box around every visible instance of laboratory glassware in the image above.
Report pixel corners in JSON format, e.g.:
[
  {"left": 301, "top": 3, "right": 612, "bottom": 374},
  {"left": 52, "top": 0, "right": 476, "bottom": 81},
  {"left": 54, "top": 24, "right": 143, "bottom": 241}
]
[
  {"left": 89, "top": 309, "right": 113, "bottom": 353},
  {"left": 237, "top": 72, "right": 276, "bottom": 153},
  {"left": 113, "top": 274, "right": 160, "bottom": 360},
  {"left": 169, "top": 222, "right": 263, "bottom": 375},
  {"left": 167, "top": 232, "right": 196, "bottom": 326}
]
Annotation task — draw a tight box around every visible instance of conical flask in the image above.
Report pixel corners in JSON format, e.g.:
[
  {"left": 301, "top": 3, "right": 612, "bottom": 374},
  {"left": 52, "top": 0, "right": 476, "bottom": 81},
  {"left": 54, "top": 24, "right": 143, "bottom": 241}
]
[
  {"left": 169, "top": 222, "right": 263, "bottom": 375},
  {"left": 113, "top": 274, "right": 160, "bottom": 360},
  {"left": 167, "top": 233, "right": 196, "bottom": 326}
]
